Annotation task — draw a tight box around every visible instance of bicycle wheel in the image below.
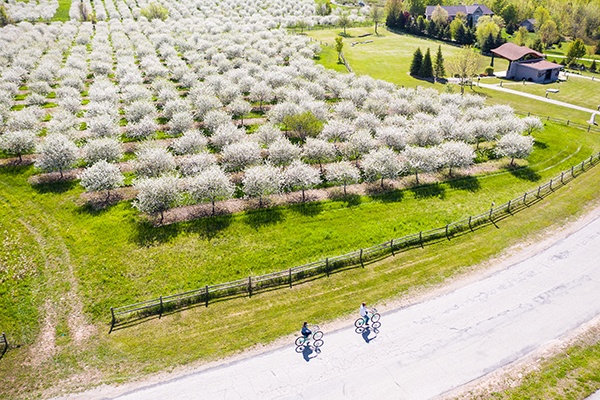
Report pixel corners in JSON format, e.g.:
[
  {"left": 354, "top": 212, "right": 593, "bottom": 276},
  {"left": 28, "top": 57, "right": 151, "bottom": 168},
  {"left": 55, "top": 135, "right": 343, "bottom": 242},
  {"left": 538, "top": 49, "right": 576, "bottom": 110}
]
[
  {"left": 313, "top": 339, "right": 324, "bottom": 348},
  {"left": 295, "top": 336, "right": 305, "bottom": 347},
  {"left": 313, "top": 330, "right": 323, "bottom": 341},
  {"left": 371, "top": 313, "right": 381, "bottom": 323},
  {"left": 354, "top": 318, "right": 365, "bottom": 328}
]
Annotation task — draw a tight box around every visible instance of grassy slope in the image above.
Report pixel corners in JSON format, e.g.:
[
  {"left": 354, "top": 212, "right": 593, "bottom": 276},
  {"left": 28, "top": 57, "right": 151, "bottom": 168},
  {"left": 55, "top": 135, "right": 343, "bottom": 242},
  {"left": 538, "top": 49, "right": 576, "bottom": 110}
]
[
  {"left": 0, "top": 121, "right": 599, "bottom": 398},
  {"left": 52, "top": 0, "right": 71, "bottom": 21}
]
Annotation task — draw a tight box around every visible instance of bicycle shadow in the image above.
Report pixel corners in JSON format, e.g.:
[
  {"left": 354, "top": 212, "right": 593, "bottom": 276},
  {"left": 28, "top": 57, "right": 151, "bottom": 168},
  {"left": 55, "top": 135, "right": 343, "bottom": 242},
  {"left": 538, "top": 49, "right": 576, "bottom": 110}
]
[
  {"left": 295, "top": 343, "right": 322, "bottom": 362},
  {"left": 355, "top": 322, "right": 381, "bottom": 343}
]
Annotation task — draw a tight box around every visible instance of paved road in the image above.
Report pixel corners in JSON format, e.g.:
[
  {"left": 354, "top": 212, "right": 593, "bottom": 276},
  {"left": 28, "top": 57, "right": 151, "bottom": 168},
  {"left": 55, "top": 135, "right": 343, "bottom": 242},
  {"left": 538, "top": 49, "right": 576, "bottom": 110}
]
[{"left": 72, "top": 209, "right": 600, "bottom": 400}]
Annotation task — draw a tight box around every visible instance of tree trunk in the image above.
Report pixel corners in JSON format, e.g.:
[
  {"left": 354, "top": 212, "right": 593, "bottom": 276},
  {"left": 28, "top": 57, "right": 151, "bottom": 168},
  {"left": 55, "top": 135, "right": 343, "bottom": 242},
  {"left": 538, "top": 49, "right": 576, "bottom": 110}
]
[
  {"left": 159, "top": 210, "right": 164, "bottom": 224},
  {"left": 343, "top": 183, "right": 347, "bottom": 196},
  {"left": 415, "top": 170, "right": 419, "bottom": 184},
  {"left": 212, "top": 199, "right": 216, "bottom": 216},
  {"left": 380, "top": 176, "right": 384, "bottom": 188},
  {"left": 449, "top": 166, "right": 453, "bottom": 177},
  {"left": 510, "top": 157, "right": 515, "bottom": 166},
  {"left": 301, "top": 189, "right": 305, "bottom": 202}
]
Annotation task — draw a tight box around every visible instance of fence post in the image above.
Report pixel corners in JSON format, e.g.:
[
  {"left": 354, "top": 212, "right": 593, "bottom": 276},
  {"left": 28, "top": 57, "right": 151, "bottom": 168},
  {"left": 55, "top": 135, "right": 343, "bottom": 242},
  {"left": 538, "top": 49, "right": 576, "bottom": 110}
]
[
  {"left": 159, "top": 296, "right": 163, "bottom": 318},
  {"left": 419, "top": 231, "right": 423, "bottom": 248},
  {"left": 360, "top": 249, "right": 364, "bottom": 268},
  {"left": 445, "top": 224, "right": 450, "bottom": 240},
  {"left": 390, "top": 239, "right": 395, "bottom": 256},
  {"left": 1, "top": 333, "right": 6, "bottom": 355},
  {"left": 468, "top": 216, "right": 473, "bottom": 231},
  {"left": 507, "top": 200, "right": 511, "bottom": 213},
  {"left": 325, "top": 258, "right": 329, "bottom": 277},
  {"left": 248, "top": 276, "right": 252, "bottom": 297},
  {"left": 489, "top": 206, "right": 494, "bottom": 221},
  {"left": 567, "top": 120, "right": 570, "bottom": 125},
  {"left": 523, "top": 192, "right": 527, "bottom": 205},
  {"left": 289, "top": 268, "right": 292, "bottom": 288},
  {"left": 537, "top": 186, "right": 541, "bottom": 197},
  {"left": 549, "top": 178, "right": 553, "bottom": 191},
  {"left": 205, "top": 285, "right": 209, "bottom": 307},
  {"left": 571, "top": 166, "right": 575, "bottom": 177},
  {"left": 109, "top": 307, "right": 115, "bottom": 333}
]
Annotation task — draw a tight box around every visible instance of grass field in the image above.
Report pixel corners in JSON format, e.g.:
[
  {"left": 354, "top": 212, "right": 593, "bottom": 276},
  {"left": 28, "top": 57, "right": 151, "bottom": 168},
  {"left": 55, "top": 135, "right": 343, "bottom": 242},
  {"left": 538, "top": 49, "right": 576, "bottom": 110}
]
[
  {"left": 308, "top": 27, "right": 599, "bottom": 126},
  {"left": 1, "top": 120, "right": 599, "bottom": 398},
  {"left": 52, "top": 0, "right": 71, "bottom": 21}
]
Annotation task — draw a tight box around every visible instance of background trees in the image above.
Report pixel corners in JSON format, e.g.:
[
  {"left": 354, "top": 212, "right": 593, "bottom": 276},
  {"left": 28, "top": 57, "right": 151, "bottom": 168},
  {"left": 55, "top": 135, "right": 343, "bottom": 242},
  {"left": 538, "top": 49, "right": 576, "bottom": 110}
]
[{"left": 0, "top": 130, "right": 36, "bottom": 162}]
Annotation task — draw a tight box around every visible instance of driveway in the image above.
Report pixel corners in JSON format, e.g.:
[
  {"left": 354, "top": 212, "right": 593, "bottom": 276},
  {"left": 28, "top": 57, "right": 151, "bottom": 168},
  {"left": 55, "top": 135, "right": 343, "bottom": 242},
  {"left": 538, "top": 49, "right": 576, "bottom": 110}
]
[{"left": 62, "top": 205, "right": 600, "bottom": 400}]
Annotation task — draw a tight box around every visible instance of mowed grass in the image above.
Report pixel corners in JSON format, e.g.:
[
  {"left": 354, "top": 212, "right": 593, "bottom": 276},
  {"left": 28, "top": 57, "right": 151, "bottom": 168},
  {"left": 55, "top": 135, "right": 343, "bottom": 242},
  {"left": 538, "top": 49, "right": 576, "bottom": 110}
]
[
  {"left": 52, "top": 0, "right": 71, "bottom": 21},
  {"left": 308, "top": 27, "right": 509, "bottom": 88},
  {"left": 1, "top": 122, "right": 599, "bottom": 398}
]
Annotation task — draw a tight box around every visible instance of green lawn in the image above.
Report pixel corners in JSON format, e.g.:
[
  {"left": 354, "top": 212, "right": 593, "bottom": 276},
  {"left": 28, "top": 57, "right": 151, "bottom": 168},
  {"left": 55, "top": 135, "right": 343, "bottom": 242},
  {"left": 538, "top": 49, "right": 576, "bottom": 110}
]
[
  {"left": 1, "top": 120, "right": 600, "bottom": 398},
  {"left": 52, "top": 0, "right": 71, "bottom": 21},
  {"left": 308, "top": 27, "right": 509, "bottom": 88}
]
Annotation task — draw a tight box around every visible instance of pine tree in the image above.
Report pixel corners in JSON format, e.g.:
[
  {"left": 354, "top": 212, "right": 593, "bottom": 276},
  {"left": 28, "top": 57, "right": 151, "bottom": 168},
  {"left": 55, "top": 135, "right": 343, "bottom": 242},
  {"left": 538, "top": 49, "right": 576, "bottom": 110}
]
[
  {"left": 410, "top": 47, "right": 423, "bottom": 76},
  {"left": 494, "top": 30, "right": 505, "bottom": 48},
  {"left": 434, "top": 45, "right": 446, "bottom": 80},
  {"left": 419, "top": 48, "right": 433, "bottom": 78},
  {"left": 482, "top": 33, "right": 496, "bottom": 55},
  {"left": 590, "top": 60, "right": 597, "bottom": 72}
]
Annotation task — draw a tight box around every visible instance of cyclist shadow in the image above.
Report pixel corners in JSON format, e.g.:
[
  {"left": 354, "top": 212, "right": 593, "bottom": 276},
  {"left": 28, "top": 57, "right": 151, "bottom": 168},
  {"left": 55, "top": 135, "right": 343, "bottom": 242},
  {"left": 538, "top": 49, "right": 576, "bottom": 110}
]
[
  {"left": 355, "top": 323, "right": 381, "bottom": 343},
  {"left": 296, "top": 344, "right": 321, "bottom": 362}
]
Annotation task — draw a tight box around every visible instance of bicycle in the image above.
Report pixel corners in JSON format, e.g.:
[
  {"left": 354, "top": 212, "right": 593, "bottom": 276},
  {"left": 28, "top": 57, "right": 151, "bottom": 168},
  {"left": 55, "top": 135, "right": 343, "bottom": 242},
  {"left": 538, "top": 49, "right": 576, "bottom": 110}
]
[
  {"left": 295, "top": 325, "right": 324, "bottom": 348},
  {"left": 354, "top": 308, "right": 381, "bottom": 329}
]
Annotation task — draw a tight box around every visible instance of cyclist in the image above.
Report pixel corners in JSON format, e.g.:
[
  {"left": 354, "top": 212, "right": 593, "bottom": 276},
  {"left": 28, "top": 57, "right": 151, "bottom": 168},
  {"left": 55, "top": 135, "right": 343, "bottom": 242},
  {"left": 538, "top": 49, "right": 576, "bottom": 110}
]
[
  {"left": 359, "top": 302, "right": 370, "bottom": 326},
  {"left": 301, "top": 322, "right": 312, "bottom": 338}
]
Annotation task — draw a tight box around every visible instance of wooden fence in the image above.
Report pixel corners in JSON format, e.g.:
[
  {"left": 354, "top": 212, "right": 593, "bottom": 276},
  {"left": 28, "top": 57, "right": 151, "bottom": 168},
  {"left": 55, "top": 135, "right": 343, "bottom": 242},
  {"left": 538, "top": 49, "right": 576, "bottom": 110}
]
[
  {"left": 109, "top": 152, "right": 600, "bottom": 333},
  {"left": 516, "top": 111, "right": 600, "bottom": 134},
  {"left": 1, "top": 333, "right": 7, "bottom": 357}
]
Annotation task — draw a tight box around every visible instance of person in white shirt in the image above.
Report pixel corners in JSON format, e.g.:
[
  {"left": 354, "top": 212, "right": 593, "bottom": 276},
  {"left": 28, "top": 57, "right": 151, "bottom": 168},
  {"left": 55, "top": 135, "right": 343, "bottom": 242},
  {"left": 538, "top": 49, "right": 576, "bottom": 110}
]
[{"left": 359, "top": 302, "right": 369, "bottom": 325}]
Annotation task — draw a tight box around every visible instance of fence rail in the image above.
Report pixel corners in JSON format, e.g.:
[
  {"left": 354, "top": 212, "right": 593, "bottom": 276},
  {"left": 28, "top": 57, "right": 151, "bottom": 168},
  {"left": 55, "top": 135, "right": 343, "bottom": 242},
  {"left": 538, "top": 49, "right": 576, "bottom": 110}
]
[
  {"left": 109, "top": 152, "right": 600, "bottom": 332},
  {"left": 515, "top": 111, "right": 600, "bottom": 134},
  {"left": 1, "top": 333, "right": 7, "bottom": 357}
]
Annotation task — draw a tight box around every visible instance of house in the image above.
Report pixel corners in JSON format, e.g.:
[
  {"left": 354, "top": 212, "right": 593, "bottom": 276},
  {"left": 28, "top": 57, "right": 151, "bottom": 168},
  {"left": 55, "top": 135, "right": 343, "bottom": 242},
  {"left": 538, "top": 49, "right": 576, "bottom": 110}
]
[
  {"left": 491, "top": 43, "right": 563, "bottom": 83},
  {"left": 424, "top": 4, "right": 493, "bottom": 27},
  {"left": 519, "top": 19, "right": 536, "bottom": 32}
]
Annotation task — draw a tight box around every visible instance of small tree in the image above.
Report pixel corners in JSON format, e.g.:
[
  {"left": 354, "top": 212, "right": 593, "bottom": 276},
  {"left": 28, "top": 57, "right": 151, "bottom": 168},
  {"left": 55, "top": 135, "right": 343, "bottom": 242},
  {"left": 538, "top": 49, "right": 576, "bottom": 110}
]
[
  {"left": 268, "top": 138, "right": 302, "bottom": 167},
  {"left": 134, "top": 176, "right": 181, "bottom": 223},
  {"left": 35, "top": 134, "right": 78, "bottom": 178},
  {"left": 446, "top": 47, "right": 483, "bottom": 94},
  {"left": 325, "top": 161, "right": 360, "bottom": 195},
  {"left": 495, "top": 133, "right": 535, "bottom": 166},
  {"left": 282, "top": 111, "right": 324, "bottom": 141},
  {"left": 539, "top": 20, "right": 559, "bottom": 49},
  {"left": 187, "top": 166, "right": 234, "bottom": 215},
  {"left": 140, "top": 3, "right": 169, "bottom": 20},
  {"left": 361, "top": 147, "right": 404, "bottom": 187},
  {"left": 403, "top": 145, "right": 442, "bottom": 184},
  {"left": 371, "top": 6, "right": 383, "bottom": 35},
  {"left": 79, "top": 160, "right": 124, "bottom": 201},
  {"left": 249, "top": 82, "right": 273, "bottom": 112},
  {"left": 229, "top": 98, "right": 252, "bottom": 126},
  {"left": 419, "top": 48, "right": 434, "bottom": 78},
  {"left": 410, "top": 48, "right": 423, "bottom": 76},
  {"left": 514, "top": 27, "right": 528, "bottom": 47},
  {"left": 83, "top": 137, "right": 123, "bottom": 165},
  {"left": 439, "top": 141, "right": 475, "bottom": 177},
  {"left": 283, "top": 160, "right": 321, "bottom": 202},
  {"left": 521, "top": 116, "right": 543, "bottom": 135},
  {"left": 221, "top": 141, "right": 262, "bottom": 172},
  {"left": 338, "top": 12, "right": 351, "bottom": 36},
  {"left": 134, "top": 145, "right": 176, "bottom": 178},
  {"left": 302, "top": 137, "right": 336, "bottom": 173},
  {"left": 170, "top": 130, "right": 208, "bottom": 155},
  {"left": 242, "top": 164, "right": 282, "bottom": 207},
  {"left": 0, "top": 130, "right": 36, "bottom": 163},
  {"left": 566, "top": 38, "right": 587, "bottom": 65},
  {"left": 335, "top": 37, "right": 344, "bottom": 63},
  {"left": 434, "top": 45, "right": 446, "bottom": 80}
]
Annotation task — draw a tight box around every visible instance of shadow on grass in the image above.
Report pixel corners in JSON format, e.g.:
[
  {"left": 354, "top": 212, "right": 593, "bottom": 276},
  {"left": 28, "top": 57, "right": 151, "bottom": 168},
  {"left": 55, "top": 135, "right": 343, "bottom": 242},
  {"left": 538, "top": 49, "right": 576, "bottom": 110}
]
[
  {"left": 243, "top": 207, "right": 284, "bottom": 229},
  {"left": 186, "top": 214, "right": 233, "bottom": 241},
  {"left": 289, "top": 201, "right": 324, "bottom": 217},
  {"left": 410, "top": 183, "right": 445, "bottom": 199},
  {"left": 448, "top": 175, "right": 481, "bottom": 192},
  {"left": 533, "top": 140, "right": 549, "bottom": 150},
  {"left": 31, "top": 179, "right": 78, "bottom": 194},
  {"left": 132, "top": 220, "right": 181, "bottom": 247},
  {"left": 509, "top": 166, "right": 542, "bottom": 182}
]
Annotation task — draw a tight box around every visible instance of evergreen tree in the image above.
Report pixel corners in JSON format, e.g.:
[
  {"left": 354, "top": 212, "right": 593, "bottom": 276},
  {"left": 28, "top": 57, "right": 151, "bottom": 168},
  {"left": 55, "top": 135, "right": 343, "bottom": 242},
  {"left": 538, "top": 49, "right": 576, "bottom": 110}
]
[
  {"left": 482, "top": 33, "right": 496, "bottom": 54},
  {"left": 494, "top": 30, "right": 505, "bottom": 48},
  {"left": 410, "top": 47, "right": 423, "bottom": 76},
  {"left": 419, "top": 48, "right": 434, "bottom": 78},
  {"left": 434, "top": 45, "right": 446, "bottom": 79},
  {"left": 590, "top": 60, "right": 597, "bottom": 72},
  {"left": 595, "top": 40, "right": 600, "bottom": 55},
  {"left": 530, "top": 37, "right": 544, "bottom": 53},
  {"left": 398, "top": 11, "right": 407, "bottom": 30},
  {"left": 456, "top": 23, "right": 466, "bottom": 44}
]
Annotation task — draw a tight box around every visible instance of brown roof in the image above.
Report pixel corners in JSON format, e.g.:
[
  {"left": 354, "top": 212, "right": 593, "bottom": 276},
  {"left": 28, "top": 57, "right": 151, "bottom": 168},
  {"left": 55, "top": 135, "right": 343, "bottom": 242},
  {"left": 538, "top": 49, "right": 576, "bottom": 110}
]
[
  {"left": 491, "top": 43, "right": 544, "bottom": 61},
  {"left": 518, "top": 59, "right": 563, "bottom": 71}
]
